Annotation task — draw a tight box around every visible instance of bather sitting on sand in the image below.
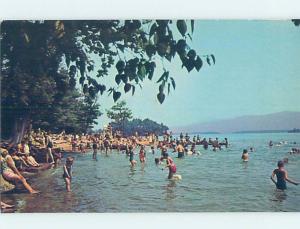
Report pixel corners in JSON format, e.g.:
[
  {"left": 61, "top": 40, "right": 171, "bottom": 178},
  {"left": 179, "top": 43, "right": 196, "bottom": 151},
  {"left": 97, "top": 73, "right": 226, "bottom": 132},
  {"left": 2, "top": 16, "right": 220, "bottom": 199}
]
[{"left": 1, "top": 149, "right": 39, "bottom": 194}]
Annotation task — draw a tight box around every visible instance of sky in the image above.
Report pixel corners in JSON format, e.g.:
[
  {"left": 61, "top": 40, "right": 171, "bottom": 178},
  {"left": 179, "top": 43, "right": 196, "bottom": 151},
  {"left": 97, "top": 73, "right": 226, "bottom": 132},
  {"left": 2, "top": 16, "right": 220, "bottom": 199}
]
[{"left": 92, "top": 20, "right": 300, "bottom": 130}]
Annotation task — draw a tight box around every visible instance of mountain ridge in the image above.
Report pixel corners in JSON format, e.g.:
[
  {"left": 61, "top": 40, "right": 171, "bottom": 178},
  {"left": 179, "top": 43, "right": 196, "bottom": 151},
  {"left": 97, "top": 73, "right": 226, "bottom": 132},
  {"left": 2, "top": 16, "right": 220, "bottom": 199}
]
[{"left": 170, "top": 111, "right": 300, "bottom": 133}]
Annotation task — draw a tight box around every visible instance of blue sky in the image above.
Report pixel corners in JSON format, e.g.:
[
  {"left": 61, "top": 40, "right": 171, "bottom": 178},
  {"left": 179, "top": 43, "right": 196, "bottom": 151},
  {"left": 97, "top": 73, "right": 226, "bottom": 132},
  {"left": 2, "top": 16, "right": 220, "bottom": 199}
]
[{"left": 93, "top": 20, "right": 300, "bottom": 129}]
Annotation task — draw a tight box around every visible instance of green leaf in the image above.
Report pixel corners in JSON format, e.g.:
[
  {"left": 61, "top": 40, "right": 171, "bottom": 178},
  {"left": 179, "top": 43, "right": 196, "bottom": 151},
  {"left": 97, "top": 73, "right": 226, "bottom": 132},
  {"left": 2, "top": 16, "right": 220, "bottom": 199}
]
[
  {"left": 157, "top": 92, "right": 165, "bottom": 104},
  {"left": 191, "top": 20, "right": 195, "bottom": 33},
  {"left": 124, "top": 83, "right": 131, "bottom": 93},
  {"left": 211, "top": 54, "right": 216, "bottom": 64},
  {"left": 113, "top": 91, "right": 121, "bottom": 102},
  {"left": 138, "top": 64, "right": 147, "bottom": 80},
  {"left": 116, "top": 60, "right": 125, "bottom": 73},
  {"left": 168, "top": 83, "right": 171, "bottom": 95},
  {"left": 145, "top": 44, "right": 156, "bottom": 58},
  {"left": 194, "top": 56, "right": 203, "bottom": 71},
  {"left": 149, "top": 23, "right": 157, "bottom": 38},
  {"left": 115, "top": 74, "right": 122, "bottom": 85},
  {"left": 148, "top": 68, "right": 154, "bottom": 80},
  {"left": 206, "top": 56, "right": 211, "bottom": 66},
  {"left": 177, "top": 20, "right": 187, "bottom": 37},
  {"left": 170, "top": 77, "right": 176, "bottom": 89},
  {"left": 107, "top": 87, "right": 113, "bottom": 96},
  {"left": 131, "top": 85, "right": 135, "bottom": 96},
  {"left": 156, "top": 71, "right": 169, "bottom": 83},
  {"left": 153, "top": 33, "right": 159, "bottom": 45}
]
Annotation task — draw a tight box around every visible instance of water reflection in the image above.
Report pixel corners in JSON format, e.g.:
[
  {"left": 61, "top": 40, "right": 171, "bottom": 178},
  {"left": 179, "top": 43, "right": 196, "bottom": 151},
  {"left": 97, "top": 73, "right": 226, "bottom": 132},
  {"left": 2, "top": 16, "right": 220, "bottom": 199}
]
[
  {"left": 164, "top": 180, "right": 177, "bottom": 200},
  {"left": 129, "top": 167, "right": 136, "bottom": 177},
  {"left": 272, "top": 189, "right": 287, "bottom": 202}
]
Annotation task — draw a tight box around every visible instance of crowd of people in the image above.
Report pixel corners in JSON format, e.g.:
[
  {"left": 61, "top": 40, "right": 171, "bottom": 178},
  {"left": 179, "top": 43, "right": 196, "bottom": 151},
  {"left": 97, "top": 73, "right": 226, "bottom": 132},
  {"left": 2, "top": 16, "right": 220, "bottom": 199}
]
[{"left": 1, "top": 129, "right": 299, "bottom": 210}]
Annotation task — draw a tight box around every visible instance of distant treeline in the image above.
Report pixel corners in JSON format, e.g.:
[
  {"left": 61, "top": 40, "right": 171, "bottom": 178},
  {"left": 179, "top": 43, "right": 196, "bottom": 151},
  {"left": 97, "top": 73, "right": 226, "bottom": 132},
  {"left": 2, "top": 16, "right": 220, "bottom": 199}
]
[{"left": 111, "top": 118, "right": 169, "bottom": 136}]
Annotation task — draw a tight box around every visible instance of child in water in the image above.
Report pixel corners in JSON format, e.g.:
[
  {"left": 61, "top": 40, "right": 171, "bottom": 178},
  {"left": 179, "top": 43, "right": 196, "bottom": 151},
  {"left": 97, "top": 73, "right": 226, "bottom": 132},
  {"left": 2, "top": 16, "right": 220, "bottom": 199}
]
[
  {"left": 139, "top": 145, "right": 146, "bottom": 163},
  {"left": 271, "top": 160, "right": 299, "bottom": 190},
  {"left": 241, "top": 149, "right": 249, "bottom": 162},
  {"left": 151, "top": 146, "right": 155, "bottom": 154},
  {"left": 63, "top": 157, "right": 74, "bottom": 192}
]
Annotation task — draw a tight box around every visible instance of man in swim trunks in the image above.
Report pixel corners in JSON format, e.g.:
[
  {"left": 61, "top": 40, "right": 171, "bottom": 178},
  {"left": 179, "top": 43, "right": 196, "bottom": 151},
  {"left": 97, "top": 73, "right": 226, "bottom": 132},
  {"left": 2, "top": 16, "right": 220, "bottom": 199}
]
[
  {"left": 271, "top": 160, "right": 299, "bottom": 190},
  {"left": 176, "top": 142, "right": 184, "bottom": 158},
  {"left": 241, "top": 149, "right": 249, "bottom": 162}
]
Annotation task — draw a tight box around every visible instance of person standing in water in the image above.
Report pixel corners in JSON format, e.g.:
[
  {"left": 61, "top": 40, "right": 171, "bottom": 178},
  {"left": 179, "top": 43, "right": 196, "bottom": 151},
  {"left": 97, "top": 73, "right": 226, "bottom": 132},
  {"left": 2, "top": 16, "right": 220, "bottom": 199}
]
[
  {"left": 63, "top": 157, "right": 74, "bottom": 192},
  {"left": 241, "top": 149, "right": 249, "bottom": 162},
  {"left": 139, "top": 145, "right": 146, "bottom": 163},
  {"left": 103, "top": 138, "right": 110, "bottom": 156},
  {"left": 129, "top": 145, "right": 137, "bottom": 167},
  {"left": 271, "top": 160, "right": 299, "bottom": 190},
  {"left": 269, "top": 140, "right": 273, "bottom": 147},
  {"left": 92, "top": 141, "right": 98, "bottom": 161},
  {"left": 160, "top": 153, "right": 177, "bottom": 179},
  {"left": 176, "top": 141, "right": 185, "bottom": 158},
  {"left": 151, "top": 146, "right": 155, "bottom": 155}
]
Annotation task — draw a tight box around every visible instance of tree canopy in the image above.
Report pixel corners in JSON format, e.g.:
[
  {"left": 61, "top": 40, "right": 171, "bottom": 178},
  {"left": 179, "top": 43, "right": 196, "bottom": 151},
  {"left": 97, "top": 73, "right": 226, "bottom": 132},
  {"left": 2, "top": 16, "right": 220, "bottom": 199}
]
[
  {"left": 122, "top": 118, "right": 169, "bottom": 136},
  {"left": 1, "top": 20, "right": 214, "bottom": 141}
]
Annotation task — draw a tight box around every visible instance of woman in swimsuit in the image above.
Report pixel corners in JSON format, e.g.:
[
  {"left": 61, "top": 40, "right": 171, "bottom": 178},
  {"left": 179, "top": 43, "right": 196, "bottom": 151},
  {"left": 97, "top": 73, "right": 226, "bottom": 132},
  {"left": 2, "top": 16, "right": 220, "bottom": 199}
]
[
  {"left": 271, "top": 160, "right": 299, "bottom": 190},
  {"left": 160, "top": 153, "right": 177, "bottom": 179},
  {"left": 0, "top": 149, "right": 39, "bottom": 194},
  {"left": 63, "top": 157, "right": 74, "bottom": 192},
  {"left": 139, "top": 145, "right": 146, "bottom": 163},
  {"left": 128, "top": 146, "right": 137, "bottom": 167}
]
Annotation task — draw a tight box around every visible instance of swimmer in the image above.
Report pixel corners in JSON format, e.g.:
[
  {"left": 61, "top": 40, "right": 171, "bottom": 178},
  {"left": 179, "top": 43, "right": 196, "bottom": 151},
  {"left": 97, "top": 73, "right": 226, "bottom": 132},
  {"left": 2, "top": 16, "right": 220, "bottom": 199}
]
[
  {"left": 92, "top": 141, "right": 98, "bottom": 160},
  {"left": 155, "top": 158, "right": 160, "bottom": 165},
  {"left": 103, "top": 138, "right": 110, "bottom": 156},
  {"left": 271, "top": 160, "right": 299, "bottom": 190},
  {"left": 129, "top": 146, "right": 137, "bottom": 167},
  {"left": 151, "top": 146, "right": 155, "bottom": 155},
  {"left": 161, "top": 153, "right": 177, "bottom": 179},
  {"left": 139, "top": 145, "right": 146, "bottom": 163},
  {"left": 63, "top": 157, "right": 74, "bottom": 192},
  {"left": 241, "top": 149, "right": 249, "bottom": 162},
  {"left": 269, "top": 140, "right": 273, "bottom": 147},
  {"left": 176, "top": 142, "right": 184, "bottom": 158}
]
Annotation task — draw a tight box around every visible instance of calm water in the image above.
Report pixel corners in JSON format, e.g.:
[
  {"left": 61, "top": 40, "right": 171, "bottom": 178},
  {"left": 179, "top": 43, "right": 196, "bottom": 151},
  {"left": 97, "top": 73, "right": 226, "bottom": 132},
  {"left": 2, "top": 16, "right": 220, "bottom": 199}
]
[{"left": 2, "top": 133, "right": 300, "bottom": 212}]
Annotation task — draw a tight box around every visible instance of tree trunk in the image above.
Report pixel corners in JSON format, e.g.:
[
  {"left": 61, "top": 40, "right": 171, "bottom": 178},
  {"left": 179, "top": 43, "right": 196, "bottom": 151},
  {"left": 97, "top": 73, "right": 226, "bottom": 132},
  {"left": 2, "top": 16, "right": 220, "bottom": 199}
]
[{"left": 10, "top": 114, "right": 31, "bottom": 145}]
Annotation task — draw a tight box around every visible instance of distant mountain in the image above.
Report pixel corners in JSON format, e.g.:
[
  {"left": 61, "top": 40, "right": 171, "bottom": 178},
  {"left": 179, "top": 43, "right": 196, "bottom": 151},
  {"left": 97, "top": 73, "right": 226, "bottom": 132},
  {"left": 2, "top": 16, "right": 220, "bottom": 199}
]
[{"left": 171, "top": 111, "right": 300, "bottom": 133}]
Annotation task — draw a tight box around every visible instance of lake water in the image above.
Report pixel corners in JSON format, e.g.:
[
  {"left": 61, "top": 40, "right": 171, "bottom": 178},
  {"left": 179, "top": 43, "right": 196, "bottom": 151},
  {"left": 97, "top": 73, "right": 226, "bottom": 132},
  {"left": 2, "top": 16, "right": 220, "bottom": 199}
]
[{"left": 2, "top": 133, "right": 300, "bottom": 212}]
